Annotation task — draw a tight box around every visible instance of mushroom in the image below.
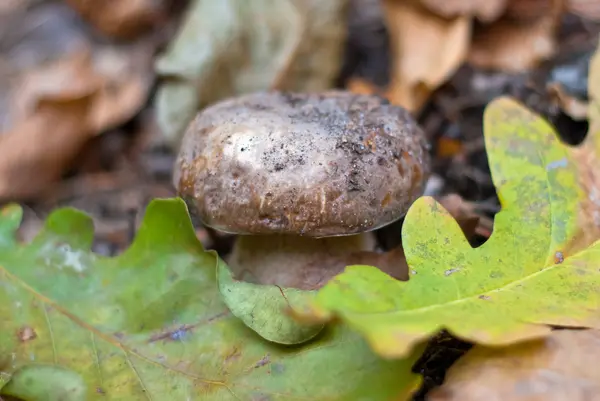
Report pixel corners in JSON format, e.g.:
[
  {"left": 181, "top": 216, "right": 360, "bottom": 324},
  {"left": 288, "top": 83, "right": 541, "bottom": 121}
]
[{"left": 173, "top": 91, "right": 430, "bottom": 290}]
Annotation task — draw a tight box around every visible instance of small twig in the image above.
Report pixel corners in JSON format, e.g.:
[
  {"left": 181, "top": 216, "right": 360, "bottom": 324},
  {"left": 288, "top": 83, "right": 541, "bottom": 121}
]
[{"left": 275, "top": 285, "right": 293, "bottom": 309}]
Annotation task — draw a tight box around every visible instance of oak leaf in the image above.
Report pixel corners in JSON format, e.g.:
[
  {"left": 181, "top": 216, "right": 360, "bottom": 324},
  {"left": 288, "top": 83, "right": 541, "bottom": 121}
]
[
  {"left": 0, "top": 199, "right": 422, "bottom": 400},
  {"left": 296, "top": 96, "right": 600, "bottom": 359}
]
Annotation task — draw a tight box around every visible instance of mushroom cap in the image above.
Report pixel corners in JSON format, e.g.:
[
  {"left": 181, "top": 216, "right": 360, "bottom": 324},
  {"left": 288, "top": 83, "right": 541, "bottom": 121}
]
[{"left": 174, "top": 91, "right": 431, "bottom": 237}]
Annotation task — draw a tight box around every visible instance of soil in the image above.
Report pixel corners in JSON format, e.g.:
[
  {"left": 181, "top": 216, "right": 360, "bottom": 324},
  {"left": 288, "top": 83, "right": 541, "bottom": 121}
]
[{"left": 15, "top": 6, "right": 600, "bottom": 401}]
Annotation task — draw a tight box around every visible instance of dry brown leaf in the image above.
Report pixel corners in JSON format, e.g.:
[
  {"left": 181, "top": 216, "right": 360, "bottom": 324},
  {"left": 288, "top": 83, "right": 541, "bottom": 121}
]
[
  {"left": 468, "top": 0, "right": 563, "bottom": 72},
  {"left": 469, "top": 20, "right": 555, "bottom": 71},
  {"left": 346, "top": 76, "right": 384, "bottom": 96},
  {"left": 430, "top": 329, "right": 600, "bottom": 401},
  {"left": 11, "top": 45, "right": 153, "bottom": 135},
  {"left": 569, "top": 141, "right": 600, "bottom": 254},
  {"left": 564, "top": 38, "right": 600, "bottom": 254},
  {"left": 567, "top": 0, "right": 600, "bottom": 21},
  {"left": 382, "top": 0, "right": 471, "bottom": 112},
  {"left": 64, "top": 0, "right": 164, "bottom": 39},
  {"left": 587, "top": 37, "right": 600, "bottom": 135},
  {"left": 0, "top": 0, "right": 30, "bottom": 15},
  {"left": 87, "top": 44, "right": 155, "bottom": 132},
  {"left": 10, "top": 50, "right": 102, "bottom": 119},
  {"left": 0, "top": 96, "right": 94, "bottom": 200},
  {"left": 419, "top": 0, "right": 508, "bottom": 22},
  {"left": 0, "top": 49, "right": 100, "bottom": 200},
  {"left": 546, "top": 82, "right": 589, "bottom": 120},
  {"left": 437, "top": 193, "right": 494, "bottom": 238},
  {"left": 0, "top": 3, "right": 88, "bottom": 132},
  {"left": 0, "top": 2, "right": 155, "bottom": 201},
  {"left": 436, "top": 136, "right": 464, "bottom": 158},
  {"left": 504, "top": 0, "right": 557, "bottom": 21}
]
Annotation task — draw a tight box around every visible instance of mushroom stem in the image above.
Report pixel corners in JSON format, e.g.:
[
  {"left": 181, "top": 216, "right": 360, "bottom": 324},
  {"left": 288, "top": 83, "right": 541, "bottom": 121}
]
[{"left": 226, "top": 232, "right": 409, "bottom": 290}]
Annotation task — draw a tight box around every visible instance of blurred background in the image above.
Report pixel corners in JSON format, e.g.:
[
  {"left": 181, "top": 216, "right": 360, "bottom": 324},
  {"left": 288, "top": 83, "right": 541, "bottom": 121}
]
[{"left": 1, "top": 0, "right": 598, "bottom": 255}]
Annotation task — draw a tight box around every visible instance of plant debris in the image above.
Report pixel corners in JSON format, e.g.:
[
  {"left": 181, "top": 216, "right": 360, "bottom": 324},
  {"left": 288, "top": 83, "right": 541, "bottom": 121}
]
[{"left": 430, "top": 329, "right": 600, "bottom": 401}]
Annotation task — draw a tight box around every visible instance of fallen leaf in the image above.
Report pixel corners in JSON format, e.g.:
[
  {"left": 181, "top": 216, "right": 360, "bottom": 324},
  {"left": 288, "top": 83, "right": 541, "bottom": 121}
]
[
  {"left": 567, "top": 0, "right": 600, "bottom": 21},
  {"left": 0, "top": 3, "right": 155, "bottom": 200},
  {"left": 0, "top": 46, "right": 153, "bottom": 200},
  {"left": 565, "top": 37, "right": 600, "bottom": 251},
  {"left": 217, "top": 258, "right": 326, "bottom": 345},
  {"left": 504, "top": 0, "right": 556, "bottom": 21},
  {"left": 436, "top": 136, "right": 464, "bottom": 158},
  {"left": 11, "top": 50, "right": 102, "bottom": 107},
  {"left": 0, "top": 0, "right": 31, "bottom": 15},
  {"left": 1, "top": 365, "right": 85, "bottom": 401},
  {"left": 429, "top": 329, "right": 600, "bottom": 401},
  {"left": 468, "top": 0, "right": 562, "bottom": 71},
  {"left": 0, "top": 91, "right": 95, "bottom": 200},
  {"left": 0, "top": 2, "right": 89, "bottom": 132},
  {"left": 0, "top": 199, "right": 423, "bottom": 400},
  {"left": 347, "top": 76, "right": 384, "bottom": 96},
  {"left": 587, "top": 37, "right": 600, "bottom": 133},
  {"left": 297, "top": 97, "right": 600, "bottom": 359},
  {"left": 419, "top": 0, "right": 508, "bottom": 22},
  {"left": 12, "top": 46, "right": 154, "bottom": 135},
  {"left": 546, "top": 82, "right": 589, "bottom": 120},
  {"left": 382, "top": 0, "right": 471, "bottom": 111},
  {"left": 64, "top": 0, "right": 164, "bottom": 39},
  {"left": 155, "top": 0, "right": 349, "bottom": 148},
  {"left": 86, "top": 44, "right": 155, "bottom": 133}
]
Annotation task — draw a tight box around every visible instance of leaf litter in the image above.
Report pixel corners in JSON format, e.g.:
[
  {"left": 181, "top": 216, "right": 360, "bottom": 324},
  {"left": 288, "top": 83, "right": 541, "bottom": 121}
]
[
  {"left": 0, "top": 1, "right": 157, "bottom": 201},
  {"left": 64, "top": 0, "right": 169, "bottom": 40},
  {"left": 350, "top": 0, "right": 570, "bottom": 113},
  {"left": 429, "top": 329, "right": 600, "bottom": 401},
  {"left": 418, "top": 0, "right": 508, "bottom": 22},
  {"left": 4, "top": 1, "right": 600, "bottom": 400},
  {"left": 382, "top": 0, "right": 471, "bottom": 111},
  {"left": 468, "top": 0, "right": 563, "bottom": 72}
]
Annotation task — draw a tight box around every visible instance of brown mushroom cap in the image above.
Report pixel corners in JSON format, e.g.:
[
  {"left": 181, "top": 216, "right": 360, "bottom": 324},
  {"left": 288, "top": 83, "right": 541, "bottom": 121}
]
[{"left": 174, "top": 91, "right": 431, "bottom": 237}]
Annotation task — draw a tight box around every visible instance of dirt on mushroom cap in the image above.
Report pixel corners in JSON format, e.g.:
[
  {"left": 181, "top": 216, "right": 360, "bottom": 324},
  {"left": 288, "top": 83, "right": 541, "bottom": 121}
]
[{"left": 174, "top": 91, "right": 431, "bottom": 237}]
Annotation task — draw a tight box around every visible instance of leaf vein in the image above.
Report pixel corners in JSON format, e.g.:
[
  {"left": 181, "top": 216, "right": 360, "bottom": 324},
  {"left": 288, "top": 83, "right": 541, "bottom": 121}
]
[
  {"left": 42, "top": 304, "right": 57, "bottom": 365},
  {"left": 124, "top": 351, "right": 152, "bottom": 401},
  {"left": 343, "top": 249, "right": 596, "bottom": 318},
  {"left": 0, "top": 265, "right": 229, "bottom": 388},
  {"left": 91, "top": 332, "right": 104, "bottom": 389}
]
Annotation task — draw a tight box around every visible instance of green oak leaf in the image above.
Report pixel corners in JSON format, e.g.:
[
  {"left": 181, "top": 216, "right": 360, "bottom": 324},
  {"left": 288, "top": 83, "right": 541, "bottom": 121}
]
[
  {"left": 217, "top": 260, "right": 324, "bottom": 345},
  {"left": 300, "top": 97, "right": 600, "bottom": 358},
  {"left": 0, "top": 198, "right": 422, "bottom": 400},
  {"left": 1, "top": 365, "right": 86, "bottom": 401}
]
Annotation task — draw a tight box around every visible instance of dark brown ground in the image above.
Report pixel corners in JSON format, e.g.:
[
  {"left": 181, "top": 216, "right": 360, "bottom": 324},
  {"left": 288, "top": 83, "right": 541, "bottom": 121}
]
[{"left": 14, "top": 4, "right": 600, "bottom": 400}]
